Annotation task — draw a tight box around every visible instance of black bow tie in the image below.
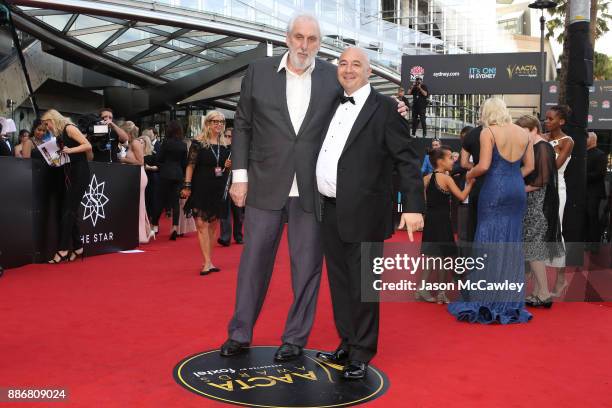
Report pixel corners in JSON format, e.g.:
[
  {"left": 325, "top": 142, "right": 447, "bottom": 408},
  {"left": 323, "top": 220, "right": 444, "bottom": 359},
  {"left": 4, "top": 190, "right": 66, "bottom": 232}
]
[{"left": 340, "top": 95, "right": 355, "bottom": 105}]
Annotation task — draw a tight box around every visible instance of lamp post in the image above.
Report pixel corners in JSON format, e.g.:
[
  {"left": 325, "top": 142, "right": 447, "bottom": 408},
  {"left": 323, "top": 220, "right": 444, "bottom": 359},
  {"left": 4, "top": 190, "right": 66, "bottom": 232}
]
[{"left": 528, "top": 0, "right": 557, "bottom": 116}]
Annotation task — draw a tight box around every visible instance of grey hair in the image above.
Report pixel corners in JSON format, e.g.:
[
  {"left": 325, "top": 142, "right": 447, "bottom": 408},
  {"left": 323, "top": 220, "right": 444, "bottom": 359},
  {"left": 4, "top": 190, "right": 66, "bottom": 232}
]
[{"left": 286, "top": 12, "right": 321, "bottom": 39}]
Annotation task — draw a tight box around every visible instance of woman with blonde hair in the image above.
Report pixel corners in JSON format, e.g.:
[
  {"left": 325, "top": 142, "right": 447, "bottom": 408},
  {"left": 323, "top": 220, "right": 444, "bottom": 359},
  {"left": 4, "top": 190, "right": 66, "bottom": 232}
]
[
  {"left": 120, "top": 121, "right": 153, "bottom": 243},
  {"left": 41, "top": 109, "right": 92, "bottom": 263},
  {"left": 448, "top": 97, "right": 535, "bottom": 324},
  {"left": 182, "top": 111, "right": 231, "bottom": 275}
]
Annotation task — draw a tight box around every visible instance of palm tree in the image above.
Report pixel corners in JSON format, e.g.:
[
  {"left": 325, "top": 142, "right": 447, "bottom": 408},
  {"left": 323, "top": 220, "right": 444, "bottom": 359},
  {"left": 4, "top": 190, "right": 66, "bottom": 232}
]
[{"left": 545, "top": 0, "right": 611, "bottom": 104}]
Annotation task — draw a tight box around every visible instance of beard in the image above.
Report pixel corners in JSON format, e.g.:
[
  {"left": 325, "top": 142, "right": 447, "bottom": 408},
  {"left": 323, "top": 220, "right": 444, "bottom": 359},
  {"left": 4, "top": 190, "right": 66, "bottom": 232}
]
[{"left": 288, "top": 48, "right": 316, "bottom": 71}]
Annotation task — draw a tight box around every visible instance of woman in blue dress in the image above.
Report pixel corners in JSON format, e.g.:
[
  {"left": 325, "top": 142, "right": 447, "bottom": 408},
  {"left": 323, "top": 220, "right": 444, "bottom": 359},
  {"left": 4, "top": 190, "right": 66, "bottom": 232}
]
[{"left": 448, "top": 98, "right": 534, "bottom": 324}]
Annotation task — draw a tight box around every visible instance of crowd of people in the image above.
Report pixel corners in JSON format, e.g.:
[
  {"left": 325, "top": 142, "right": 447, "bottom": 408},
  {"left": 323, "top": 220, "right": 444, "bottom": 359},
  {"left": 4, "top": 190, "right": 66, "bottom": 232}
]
[
  {"left": 417, "top": 100, "right": 608, "bottom": 323},
  {"left": 1, "top": 107, "right": 244, "bottom": 272}
]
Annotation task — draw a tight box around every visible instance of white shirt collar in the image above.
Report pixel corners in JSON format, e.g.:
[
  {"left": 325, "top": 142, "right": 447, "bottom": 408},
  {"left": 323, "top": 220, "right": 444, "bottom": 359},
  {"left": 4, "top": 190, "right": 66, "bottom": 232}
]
[
  {"left": 344, "top": 83, "right": 371, "bottom": 105},
  {"left": 278, "top": 52, "right": 316, "bottom": 76}
]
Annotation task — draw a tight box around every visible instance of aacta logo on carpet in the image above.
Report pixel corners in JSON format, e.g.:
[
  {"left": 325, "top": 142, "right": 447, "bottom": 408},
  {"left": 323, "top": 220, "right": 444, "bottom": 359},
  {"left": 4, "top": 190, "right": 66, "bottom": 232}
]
[{"left": 174, "top": 346, "right": 389, "bottom": 407}]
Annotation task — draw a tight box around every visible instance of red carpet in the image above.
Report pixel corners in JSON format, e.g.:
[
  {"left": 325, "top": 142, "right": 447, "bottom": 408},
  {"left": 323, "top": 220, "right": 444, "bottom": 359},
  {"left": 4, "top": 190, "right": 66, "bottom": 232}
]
[{"left": 1, "top": 222, "right": 611, "bottom": 407}]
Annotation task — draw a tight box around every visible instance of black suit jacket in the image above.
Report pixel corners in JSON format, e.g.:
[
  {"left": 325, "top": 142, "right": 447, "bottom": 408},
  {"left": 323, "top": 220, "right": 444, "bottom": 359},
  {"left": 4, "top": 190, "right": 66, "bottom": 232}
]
[
  {"left": 158, "top": 138, "right": 187, "bottom": 181},
  {"left": 587, "top": 147, "right": 607, "bottom": 198},
  {"left": 0, "top": 138, "right": 12, "bottom": 156},
  {"left": 232, "top": 55, "right": 341, "bottom": 212},
  {"left": 320, "top": 89, "right": 425, "bottom": 243}
]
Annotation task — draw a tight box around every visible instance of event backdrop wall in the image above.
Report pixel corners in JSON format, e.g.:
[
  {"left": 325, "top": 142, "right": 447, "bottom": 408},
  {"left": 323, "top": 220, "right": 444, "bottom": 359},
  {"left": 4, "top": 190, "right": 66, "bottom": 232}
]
[
  {"left": 542, "top": 81, "right": 612, "bottom": 130},
  {"left": 0, "top": 158, "right": 139, "bottom": 269},
  {"left": 401, "top": 52, "right": 542, "bottom": 95}
]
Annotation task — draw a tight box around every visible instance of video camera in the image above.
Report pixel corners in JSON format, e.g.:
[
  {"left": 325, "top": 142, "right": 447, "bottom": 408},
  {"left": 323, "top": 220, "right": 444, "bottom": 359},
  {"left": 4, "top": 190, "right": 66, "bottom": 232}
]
[
  {"left": 77, "top": 113, "right": 115, "bottom": 162},
  {"left": 77, "top": 114, "right": 110, "bottom": 138}
]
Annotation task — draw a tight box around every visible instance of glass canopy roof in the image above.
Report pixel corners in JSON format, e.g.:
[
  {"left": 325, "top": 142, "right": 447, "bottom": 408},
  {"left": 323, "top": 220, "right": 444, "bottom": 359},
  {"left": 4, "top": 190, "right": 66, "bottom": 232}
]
[
  {"left": 21, "top": 7, "right": 260, "bottom": 83},
  {"left": 9, "top": 1, "right": 411, "bottom": 109}
]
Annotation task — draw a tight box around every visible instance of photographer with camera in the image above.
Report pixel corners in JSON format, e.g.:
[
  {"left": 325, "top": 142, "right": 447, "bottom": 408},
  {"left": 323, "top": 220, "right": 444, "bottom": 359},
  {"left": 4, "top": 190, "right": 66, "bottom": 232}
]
[
  {"left": 407, "top": 76, "right": 429, "bottom": 138},
  {"left": 89, "top": 108, "right": 129, "bottom": 162}
]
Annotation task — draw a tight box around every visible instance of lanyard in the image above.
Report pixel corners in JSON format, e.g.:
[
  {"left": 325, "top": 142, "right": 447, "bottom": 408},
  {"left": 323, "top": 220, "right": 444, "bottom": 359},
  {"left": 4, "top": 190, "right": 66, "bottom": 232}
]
[{"left": 210, "top": 137, "right": 220, "bottom": 166}]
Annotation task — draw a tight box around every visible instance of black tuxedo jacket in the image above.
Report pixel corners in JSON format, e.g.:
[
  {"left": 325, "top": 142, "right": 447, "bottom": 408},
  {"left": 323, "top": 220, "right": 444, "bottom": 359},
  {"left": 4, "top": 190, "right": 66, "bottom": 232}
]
[
  {"left": 232, "top": 56, "right": 341, "bottom": 212},
  {"left": 0, "top": 138, "right": 12, "bottom": 156},
  {"left": 319, "top": 89, "right": 425, "bottom": 243}
]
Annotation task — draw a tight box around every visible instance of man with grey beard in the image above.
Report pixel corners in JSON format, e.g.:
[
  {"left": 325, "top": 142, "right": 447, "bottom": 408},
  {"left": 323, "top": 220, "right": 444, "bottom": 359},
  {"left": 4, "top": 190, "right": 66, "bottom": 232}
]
[{"left": 219, "top": 13, "right": 341, "bottom": 361}]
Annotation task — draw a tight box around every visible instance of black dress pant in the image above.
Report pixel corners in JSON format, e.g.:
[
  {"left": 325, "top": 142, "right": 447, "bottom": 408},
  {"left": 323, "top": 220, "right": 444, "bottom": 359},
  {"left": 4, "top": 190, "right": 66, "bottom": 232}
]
[
  {"left": 586, "top": 195, "right": 604, "bottom": 249},
  {"left": 322, "top": 199, "right": 380, "bottom": 363},
  {"left": 220, "top": 200, "right": 244, "bottom": 242},
  {"left": 145, "top": 170, "right": 159, "bottom": 220},
  {"left": 154, "top": 178, "right": 181, "bottom": 226},
  {"left": 411, "top": 110, "right": 427, "bottom": 137}
]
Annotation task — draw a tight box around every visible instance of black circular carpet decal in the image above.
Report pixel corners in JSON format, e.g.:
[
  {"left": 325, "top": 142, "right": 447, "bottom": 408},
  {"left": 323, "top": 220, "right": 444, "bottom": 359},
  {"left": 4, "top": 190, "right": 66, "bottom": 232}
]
[{"left": 173, "top": 346, "right": 389, "bottom": 407}]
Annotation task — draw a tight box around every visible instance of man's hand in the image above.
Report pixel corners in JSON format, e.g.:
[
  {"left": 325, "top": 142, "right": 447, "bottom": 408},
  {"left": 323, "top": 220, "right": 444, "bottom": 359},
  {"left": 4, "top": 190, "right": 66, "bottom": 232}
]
[
  {"left": 230, "top": 182, "right": 248, "bottom": 207},
  {"left": 398, "top": 213, "right": 424, "bottom": 242}
]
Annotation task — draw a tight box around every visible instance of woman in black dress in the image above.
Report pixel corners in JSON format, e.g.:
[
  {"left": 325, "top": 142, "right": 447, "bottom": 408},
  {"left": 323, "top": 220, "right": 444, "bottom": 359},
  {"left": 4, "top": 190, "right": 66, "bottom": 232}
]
[
  {"left": 418, "top": 146, "right": 473, "bottom": 304},
  {"left": 41, "top": 109, "right": 92, "bottom": 263},
  {"left": 182, "top": 111, "right": 231, "bottom": 275},
  {"left": 152, "top": 121, "right": 187, "bottom": 240},
  {"left": 21, "top": 119, "right": 46, "bottom": 159}
]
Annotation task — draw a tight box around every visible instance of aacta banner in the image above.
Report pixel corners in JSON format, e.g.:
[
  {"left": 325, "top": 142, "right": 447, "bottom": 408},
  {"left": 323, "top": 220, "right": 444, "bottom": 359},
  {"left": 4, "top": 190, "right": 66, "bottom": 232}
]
[
  {"left": 401, "top": 52, "right": 541, "bottom": 95},
  {"left": 542, "top": 81, "right": 612, "bottom": 130}
]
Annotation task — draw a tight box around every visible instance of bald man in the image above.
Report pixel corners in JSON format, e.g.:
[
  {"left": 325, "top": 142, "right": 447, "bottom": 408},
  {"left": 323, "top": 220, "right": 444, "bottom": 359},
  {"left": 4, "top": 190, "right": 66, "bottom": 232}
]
[
  {"left": 315, "top": 47, "right": 424, "bottom": 379},
  {"left": 586, "top": 132, "right": 607, "bottom": 251}
]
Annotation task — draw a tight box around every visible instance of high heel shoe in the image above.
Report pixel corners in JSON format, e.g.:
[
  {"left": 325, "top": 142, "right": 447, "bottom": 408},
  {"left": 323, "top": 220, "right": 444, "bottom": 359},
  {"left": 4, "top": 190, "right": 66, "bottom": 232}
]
[
  {"left": 148, "top": 230, "right": 156, "bottom": 241},
  {"left": 528, "top": 296, "right": 553, "bottom": 308},
  {"left": 169, "top": 231, "right": 178, "bottom": 241},
  {"left": 48, "top": 251, "right": 69, "bottom": 264},
  {"left": 69, "top": 248, "right": 85, "bottom": 262},
  {"left": 437, "top": 292, "right": 450, "bottom": 304},
  {"left": 551, "top": 282, "right": 569, "bottom": 298},
  {"left": 415, "top": 290, "right": 436, "bottom": 303}
]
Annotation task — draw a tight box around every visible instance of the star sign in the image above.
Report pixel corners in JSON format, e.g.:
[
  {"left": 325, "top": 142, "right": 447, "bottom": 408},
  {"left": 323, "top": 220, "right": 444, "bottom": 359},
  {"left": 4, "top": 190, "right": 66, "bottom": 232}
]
[{"left": 81, "top": 174, "right": 109, "bottom": 227}]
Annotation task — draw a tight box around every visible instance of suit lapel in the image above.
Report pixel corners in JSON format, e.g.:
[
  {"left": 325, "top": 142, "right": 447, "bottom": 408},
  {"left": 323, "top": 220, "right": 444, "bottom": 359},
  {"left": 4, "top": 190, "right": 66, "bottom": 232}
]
[
  {"left": 296, "top": 63, "right": 321, "bottom": 138},
  {"left": 341, "top": 90, "right": 379, "bottom": 156},
  {"left": 272, "top": 63, "right": 297, "bottom": 139}
]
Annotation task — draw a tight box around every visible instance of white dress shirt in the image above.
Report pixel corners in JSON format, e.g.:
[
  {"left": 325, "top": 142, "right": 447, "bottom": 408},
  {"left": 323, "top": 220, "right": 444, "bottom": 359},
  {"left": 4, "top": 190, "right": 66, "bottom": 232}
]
[
  {"left": 233, "top": 52, "right": 315, "bottom": 198},
  {"left": 316, "top": 83, "right": 371, "bottom": 198}
]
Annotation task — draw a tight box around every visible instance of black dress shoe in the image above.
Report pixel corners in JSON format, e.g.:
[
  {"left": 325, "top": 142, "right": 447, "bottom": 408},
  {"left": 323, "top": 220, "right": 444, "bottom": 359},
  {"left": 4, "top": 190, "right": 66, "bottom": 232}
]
[
  {"left": 343, "top": 360, "right": 368, "bottom": 380},
  {"left": 220, "top": 339, "right": 249, "bottom": 357},
  {"left": 217, "top": 238, "right": 230, "bottom": 247},
  {"left": 235, "top": 238, "right": 244, "bottom": 245},
  {"left": 316, "top": 348, "right": 349, "bottom": 364},
  {"left": 274, "top": 343, "right": 302, "bottom": 361}
]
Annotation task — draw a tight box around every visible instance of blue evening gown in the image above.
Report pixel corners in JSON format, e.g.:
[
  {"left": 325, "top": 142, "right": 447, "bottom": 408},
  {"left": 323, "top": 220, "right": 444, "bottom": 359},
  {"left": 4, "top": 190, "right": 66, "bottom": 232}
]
[{"left": 448, "top": 144, "right": 532, "bottom": 324}]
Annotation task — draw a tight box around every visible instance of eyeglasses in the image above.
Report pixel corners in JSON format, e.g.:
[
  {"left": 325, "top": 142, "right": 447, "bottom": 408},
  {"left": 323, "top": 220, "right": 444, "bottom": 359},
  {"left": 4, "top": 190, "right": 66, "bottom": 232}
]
[{"left": 209, "top": 119, "right": 225, "bottom": 125}]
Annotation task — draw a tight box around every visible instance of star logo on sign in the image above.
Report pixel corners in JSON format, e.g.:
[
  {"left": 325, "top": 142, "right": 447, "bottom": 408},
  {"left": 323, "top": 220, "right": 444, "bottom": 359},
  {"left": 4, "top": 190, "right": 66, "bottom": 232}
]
[{"left": 81, "top": 174, "right": 109, "bottom": 227}]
